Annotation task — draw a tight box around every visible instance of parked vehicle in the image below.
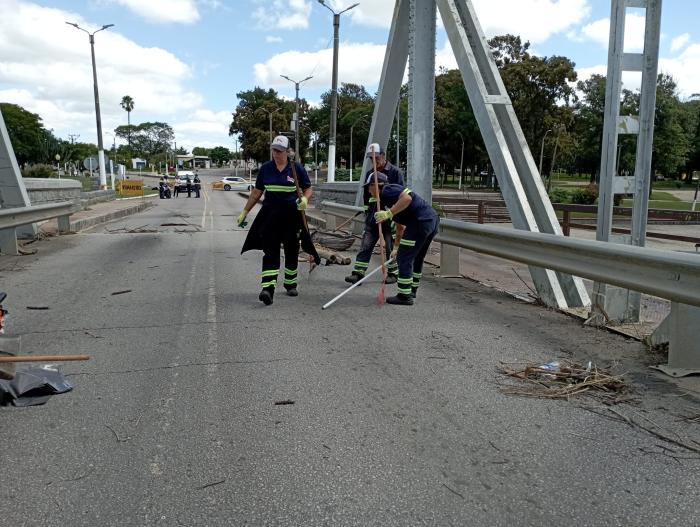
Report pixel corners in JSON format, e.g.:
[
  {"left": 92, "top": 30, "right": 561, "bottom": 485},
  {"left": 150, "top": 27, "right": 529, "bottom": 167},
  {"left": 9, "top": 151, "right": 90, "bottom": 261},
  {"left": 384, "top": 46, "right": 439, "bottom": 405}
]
[
  {"left": 221, "top": 176, "right": 252, "bottom": 191},
  {"left": 176, "top": 171, "right": 195, "bottom": 192}
]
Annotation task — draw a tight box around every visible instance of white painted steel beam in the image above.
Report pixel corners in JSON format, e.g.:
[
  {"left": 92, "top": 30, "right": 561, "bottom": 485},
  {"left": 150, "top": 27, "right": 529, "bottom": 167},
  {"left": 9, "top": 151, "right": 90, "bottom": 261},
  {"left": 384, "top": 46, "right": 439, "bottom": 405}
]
[
  {"left": 437, "top": 0, "right": 589, "bottom": 309},
  {"left": 0, "top": 108, "right": 36, "bottom": 243},
  {"left": 355, "top": 0, "right": 409, "bottom": 207},
  {"left": 406, "top": 0, "right": 436, "bottom": 202}
]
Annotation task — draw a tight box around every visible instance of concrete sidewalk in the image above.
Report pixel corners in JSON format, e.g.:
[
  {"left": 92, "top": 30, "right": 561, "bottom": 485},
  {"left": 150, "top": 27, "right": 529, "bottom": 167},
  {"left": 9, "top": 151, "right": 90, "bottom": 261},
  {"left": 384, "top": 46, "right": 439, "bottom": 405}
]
[{"left": 39, "top": 195, "right": 157, "bottom": 235}]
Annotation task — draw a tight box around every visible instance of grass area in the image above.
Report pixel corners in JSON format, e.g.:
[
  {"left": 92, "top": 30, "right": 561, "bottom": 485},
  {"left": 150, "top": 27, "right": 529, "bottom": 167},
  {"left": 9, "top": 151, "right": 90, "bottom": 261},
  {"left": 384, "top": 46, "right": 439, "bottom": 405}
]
[{"left": 621, "top": 199, "right": 693, "bottom": 211}]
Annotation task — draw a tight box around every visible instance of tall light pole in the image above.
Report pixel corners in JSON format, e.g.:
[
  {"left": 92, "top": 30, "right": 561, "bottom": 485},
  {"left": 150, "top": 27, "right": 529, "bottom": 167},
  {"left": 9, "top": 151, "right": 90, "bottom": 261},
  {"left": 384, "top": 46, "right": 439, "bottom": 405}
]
[
  {"left": 457, "top": 131, "right": 465, "bottom": 191},
  {"left": 318, "top": 0, "right": 359, "bottom": 182},
  {"left": 66, "top": 21, "right": 113, "bottom": 189},
  {"left": 280, "top": 75, "right": 312, "bottom": 160},
  {"left": 259, "top": 107, "right": 280, "bottom": 159},
  {"left": 349, "top": 114, "right": 367, "bottom": 182},
  {"left": 538, "top": 128, "right": 552, "bottom": 179}
]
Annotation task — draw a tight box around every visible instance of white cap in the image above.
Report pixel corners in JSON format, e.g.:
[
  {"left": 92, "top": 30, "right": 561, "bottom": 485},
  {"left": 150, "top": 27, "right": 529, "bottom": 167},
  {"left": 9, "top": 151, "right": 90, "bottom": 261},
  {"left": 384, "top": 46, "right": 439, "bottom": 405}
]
[
  {"left": 365, "top": 143, "right": 384, "bottom": 157},
  {"left": 271, "top": 135, "right": 289, "bottom": 151}
]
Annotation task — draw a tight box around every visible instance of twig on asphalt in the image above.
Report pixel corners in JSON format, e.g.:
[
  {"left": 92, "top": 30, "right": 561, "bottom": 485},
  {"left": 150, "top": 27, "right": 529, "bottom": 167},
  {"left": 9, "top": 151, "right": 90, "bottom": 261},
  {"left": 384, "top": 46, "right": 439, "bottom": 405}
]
[
  {"left": 442, "top": 483, "right": 465, "bottom": 500},
  {"left": 105, "top": 424, "right": 130, "bottom": 443},
  {"left": 199, "top": 479, "right": 226, "bottom": 490}
]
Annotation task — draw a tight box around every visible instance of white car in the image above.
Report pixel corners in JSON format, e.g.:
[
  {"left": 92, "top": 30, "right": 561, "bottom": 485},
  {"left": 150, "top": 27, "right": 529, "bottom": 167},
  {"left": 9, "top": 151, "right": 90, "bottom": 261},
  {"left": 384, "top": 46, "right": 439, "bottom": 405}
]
[{"left": 221, "top": 176, "right": 252, "bottom": 191}]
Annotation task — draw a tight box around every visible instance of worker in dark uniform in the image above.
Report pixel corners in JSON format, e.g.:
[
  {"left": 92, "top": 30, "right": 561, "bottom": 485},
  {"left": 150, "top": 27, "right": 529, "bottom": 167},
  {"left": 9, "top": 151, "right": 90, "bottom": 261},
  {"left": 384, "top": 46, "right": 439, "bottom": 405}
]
[
  {"left": 238, "top": 135, "right": 320, "bottom": 306},
  {"left": 345, "top": 143, "right": 404, "bottom": 285},
  {"left": 193, "top": 173, "right": 201, "bottom": 198},
  {"left": 185, "top": 174, "right": 192, "bottom": 197},
  {"left": 370, "top": 174, "right": 440, "bottom": 306}
]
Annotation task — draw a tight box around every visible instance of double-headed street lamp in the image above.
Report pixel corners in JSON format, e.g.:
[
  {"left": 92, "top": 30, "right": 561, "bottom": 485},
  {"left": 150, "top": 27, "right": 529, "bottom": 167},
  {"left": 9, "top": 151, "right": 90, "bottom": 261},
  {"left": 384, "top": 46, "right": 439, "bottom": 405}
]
[
  {"left": 317, "top": 0, "right": 359, "bottom": 182},
  {"left": 280, "top": 75, "right": 312, "bottom": 160},
  {"left": 66, "top": 21, "right": 113, "bottom": 189}
]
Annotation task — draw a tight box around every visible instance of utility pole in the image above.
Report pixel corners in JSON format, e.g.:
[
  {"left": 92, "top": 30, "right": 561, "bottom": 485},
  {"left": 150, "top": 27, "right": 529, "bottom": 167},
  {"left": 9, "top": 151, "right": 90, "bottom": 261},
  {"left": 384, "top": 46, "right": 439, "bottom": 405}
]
[
  {"left": 280, "top": 75, "right": 312, "bottom": 160},
  {"left": 66, "top": 21, "right": 113, "bottom": 189},
  {"left": 260, "top": 107, "right": 281, "bottom": 159},
  {"left": 318, "top": 0, "right": 359, "bottom": 182}
]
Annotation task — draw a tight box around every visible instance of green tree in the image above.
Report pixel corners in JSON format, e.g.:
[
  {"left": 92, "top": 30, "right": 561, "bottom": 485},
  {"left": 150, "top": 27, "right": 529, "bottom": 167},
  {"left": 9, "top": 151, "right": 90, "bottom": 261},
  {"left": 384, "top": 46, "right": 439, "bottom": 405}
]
[
  {"left": 114, "top": 122, "right": 174, "bottom": 159},
  {"left": 621, "top": 74, "right": 691, "bottom": 178},
  {"left": 0, "top": 102, "right": 54, "bottom": 165},
  {"left": 571, "top": 74, "right": 606, "bottom": 180},
  {"left": 230, "top": 87, "right": 294, "bottom": 162},
  {"left": 488, "top": 35, "right": 578, "bottom": 161},
  {"left": 192, "top": 147, "right": 210, "bottom": 156},
  {"left": 120, "top": 95, "right": 135, "bottom": 146},
  {"left": 209, "top": 146, "right": 232, "bottom": 166},
  {"left": 434, "top": 68, "right": 485, "bottom": 184}
]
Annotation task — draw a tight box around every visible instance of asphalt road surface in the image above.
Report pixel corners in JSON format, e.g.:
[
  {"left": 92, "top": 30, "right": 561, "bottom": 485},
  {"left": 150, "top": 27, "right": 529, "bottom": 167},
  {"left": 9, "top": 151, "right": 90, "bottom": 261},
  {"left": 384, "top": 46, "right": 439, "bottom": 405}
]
[{"left": 1, "top": 184, "right": 698, "bottom": 526}]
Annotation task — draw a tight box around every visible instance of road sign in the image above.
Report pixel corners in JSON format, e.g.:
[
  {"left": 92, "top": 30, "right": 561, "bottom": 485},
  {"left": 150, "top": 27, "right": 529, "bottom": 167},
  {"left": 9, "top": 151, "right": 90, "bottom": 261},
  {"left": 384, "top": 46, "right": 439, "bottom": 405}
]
[{"left": 83, "top": 157, "right": 98, "bottom": 171}]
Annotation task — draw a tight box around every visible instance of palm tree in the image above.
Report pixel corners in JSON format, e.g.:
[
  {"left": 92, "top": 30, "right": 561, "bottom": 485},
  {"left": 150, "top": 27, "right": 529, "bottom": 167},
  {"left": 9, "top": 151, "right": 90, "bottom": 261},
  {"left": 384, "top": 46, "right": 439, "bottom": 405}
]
[{"left": 120, "top": 95, "right": 135, "bottom": 146}]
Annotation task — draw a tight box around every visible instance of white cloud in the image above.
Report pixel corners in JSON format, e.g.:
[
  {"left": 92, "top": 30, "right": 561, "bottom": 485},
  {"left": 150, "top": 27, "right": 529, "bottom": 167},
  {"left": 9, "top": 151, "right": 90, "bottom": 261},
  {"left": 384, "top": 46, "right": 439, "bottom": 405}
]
[
  {"left": 266, "top": 36, "right": 283, "bottom": 44},
  {"left": 0, "top": 0, "right": 231, "bottom": 151},
  {"left": 254, "top": 42, "right": 388, "bottom": 89},
  {"left": 579, "top": 13, "right": 646, "bottom": 52},
  {"left": 671, "top": 33, "right": 690, "bottom": 53},
  {"left": 347, "top": 0, "right": 590, "bottom": 44},
  {"left": 107, "top": 0, "right": 200, "bottom": 24},
  {"left": 659, "top": 44, "right": 700, "bottom": 98},
  {"left": 252, "top": 0, "right": 312, "bottom": 30}
]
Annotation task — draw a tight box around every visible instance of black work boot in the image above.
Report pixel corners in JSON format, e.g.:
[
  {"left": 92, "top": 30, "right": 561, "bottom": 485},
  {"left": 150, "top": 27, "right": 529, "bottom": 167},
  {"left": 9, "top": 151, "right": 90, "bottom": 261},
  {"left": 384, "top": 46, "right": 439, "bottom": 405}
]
[
  {"left": 411, "top": 287, "right": 418, "bottom": 299},
  {"left": 385, "top": 274, "right": 398, "bottom": 285},
  {"left": 386, "top": 293, "right": 414, "bottom": 306},
  {"left": 258, "top": 288, "right": 274, "bottom": 306},
  {"left": 285, "top": 287, "right": 298, "bottom": 297},
  {"left": 344, "top": 272, "right": 364, "bottom": 285}
]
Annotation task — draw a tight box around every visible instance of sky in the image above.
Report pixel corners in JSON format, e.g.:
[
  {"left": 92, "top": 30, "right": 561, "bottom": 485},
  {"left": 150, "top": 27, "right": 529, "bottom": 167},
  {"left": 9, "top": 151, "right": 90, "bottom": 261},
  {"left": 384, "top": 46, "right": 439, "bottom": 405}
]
[{"left": 1, "top": 0, "right": 700, "bottom": 153}]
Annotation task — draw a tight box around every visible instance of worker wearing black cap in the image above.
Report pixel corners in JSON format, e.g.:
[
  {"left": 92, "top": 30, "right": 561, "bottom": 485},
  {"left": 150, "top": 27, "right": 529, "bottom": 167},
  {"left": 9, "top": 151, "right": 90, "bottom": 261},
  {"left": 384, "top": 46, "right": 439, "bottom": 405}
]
[
  {"left": 369, "top": 174, "right": 440, "bottom": 306},
  {"left": 345, "top": 143, "right": 404, "bottom": 285}
]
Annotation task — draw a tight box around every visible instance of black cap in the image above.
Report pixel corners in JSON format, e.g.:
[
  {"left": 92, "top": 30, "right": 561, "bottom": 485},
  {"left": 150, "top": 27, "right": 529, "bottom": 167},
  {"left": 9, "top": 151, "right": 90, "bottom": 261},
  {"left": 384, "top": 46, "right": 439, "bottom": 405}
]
[{"left": 363, "top": 172, "right": 388, "bottom": 186}]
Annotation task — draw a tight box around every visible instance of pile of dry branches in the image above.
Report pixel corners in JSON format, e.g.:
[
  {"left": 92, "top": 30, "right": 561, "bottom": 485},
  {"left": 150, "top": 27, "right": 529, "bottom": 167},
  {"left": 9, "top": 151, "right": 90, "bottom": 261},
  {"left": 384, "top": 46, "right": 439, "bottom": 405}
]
[{"left": 497, "top": 360, "right": 628, "bottom": 401}]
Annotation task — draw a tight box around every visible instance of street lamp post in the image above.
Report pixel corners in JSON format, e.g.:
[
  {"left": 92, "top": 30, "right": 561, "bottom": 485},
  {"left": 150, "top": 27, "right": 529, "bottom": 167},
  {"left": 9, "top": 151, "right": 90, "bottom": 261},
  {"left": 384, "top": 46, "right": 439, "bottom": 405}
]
[
  {"left": 66, "top": 21, "right": 113, "bottom": 189},
  {"left": 260, "top": 108, "right": 281, "bottom": 159},
  {"left": 318, "top": 0, "right": 359, "bottom": 182},
  {"left": 538, "top": 128, "right": 552, "bottom": 179},
  {"left": 105, "top": 131, "right": 117, "bottom": 190},
  {"left": 457, "top": 131, "right": 465, "bottom": 191},
  {"left": 349, "top": 115, "right": 367, "bottom": 182},
  {"left": 280, "top": 75, "right": 312, "bottom": 159}
]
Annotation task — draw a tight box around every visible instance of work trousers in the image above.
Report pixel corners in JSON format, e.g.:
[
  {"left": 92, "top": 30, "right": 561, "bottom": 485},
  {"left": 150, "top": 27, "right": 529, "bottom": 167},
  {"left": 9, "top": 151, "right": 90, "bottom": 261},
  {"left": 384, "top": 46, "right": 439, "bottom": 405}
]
[
  {"left": 395, "top": 216, "right": 440, "bottom": 297},
  {"left": 352, "top": 214, "right": 398, "bottom": 276},
  {"left": 261, "top": 210, "right": 301, "bottom": 292}
]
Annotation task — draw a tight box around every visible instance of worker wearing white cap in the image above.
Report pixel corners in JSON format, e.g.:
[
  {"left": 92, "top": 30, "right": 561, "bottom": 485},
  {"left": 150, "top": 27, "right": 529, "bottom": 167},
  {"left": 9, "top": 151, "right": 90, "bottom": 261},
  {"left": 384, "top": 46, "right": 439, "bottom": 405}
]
[
  {"left": 344, "top": 143, "right": 404, "bottom": 285},
  {"left": 239, "top": 135, "right": 320, "bottom": 305}
]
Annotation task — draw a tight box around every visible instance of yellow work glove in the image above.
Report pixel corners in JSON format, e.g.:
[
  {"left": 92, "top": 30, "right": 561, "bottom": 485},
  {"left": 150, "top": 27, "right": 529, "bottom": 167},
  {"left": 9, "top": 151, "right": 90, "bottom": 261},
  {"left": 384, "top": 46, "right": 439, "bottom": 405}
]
[
  {"left": 374, "top": 209, "right": 393, "bottom": 223},
  {"left": 236, "top": 210, "right": 248, "bottom": 228},
  {"left": 296, "top": 196, "right": 308, "bottom": 211},
  {"left": 390, "top": 247, "right": 398, "bottom": 260}
]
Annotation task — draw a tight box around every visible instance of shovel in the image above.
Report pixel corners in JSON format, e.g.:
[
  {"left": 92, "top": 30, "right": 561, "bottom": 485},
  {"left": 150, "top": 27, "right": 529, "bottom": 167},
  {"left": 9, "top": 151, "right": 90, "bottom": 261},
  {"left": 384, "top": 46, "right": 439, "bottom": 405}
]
[{"left": 0, "top": 336, "right": 89, "bottom": 380}]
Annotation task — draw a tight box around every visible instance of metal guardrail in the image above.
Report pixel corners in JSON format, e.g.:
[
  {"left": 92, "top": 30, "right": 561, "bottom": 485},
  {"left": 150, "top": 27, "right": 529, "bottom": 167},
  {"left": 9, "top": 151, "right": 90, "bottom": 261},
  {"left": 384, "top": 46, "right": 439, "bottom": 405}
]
[
  {"left": 319, "top": 200, "right": 700, "bottom": 308},
  {"left": 0, "top": 202, "right": 74, "bottom": 230},
  {"left": 0, "top": 202, "right": 75, "bottom": 255}
]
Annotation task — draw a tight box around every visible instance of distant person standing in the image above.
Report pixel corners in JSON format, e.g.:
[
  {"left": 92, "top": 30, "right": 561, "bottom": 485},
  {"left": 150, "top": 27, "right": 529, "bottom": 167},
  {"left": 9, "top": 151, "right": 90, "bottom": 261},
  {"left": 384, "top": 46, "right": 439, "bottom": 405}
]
[
  {"left": 193, "top": 173, "right": 201, "bottom": 198},
  {"left": 185, "top": 174, "right": 192, "bottom": 198}
]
